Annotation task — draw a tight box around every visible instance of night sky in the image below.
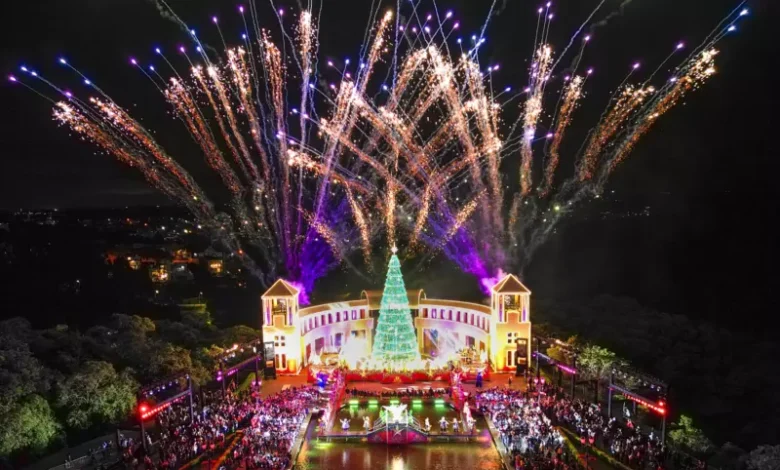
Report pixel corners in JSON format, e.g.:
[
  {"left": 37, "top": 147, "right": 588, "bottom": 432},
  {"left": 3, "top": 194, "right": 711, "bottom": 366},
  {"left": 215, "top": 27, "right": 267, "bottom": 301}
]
[{"left": 0, "top": 0, "right": 777, "bottom": 328}]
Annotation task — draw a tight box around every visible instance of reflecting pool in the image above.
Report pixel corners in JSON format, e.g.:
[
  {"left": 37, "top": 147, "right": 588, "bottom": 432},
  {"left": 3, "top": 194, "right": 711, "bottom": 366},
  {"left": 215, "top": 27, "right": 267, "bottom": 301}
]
[{"left": 296, "top": 401, "right": 503, "bottom": 470}]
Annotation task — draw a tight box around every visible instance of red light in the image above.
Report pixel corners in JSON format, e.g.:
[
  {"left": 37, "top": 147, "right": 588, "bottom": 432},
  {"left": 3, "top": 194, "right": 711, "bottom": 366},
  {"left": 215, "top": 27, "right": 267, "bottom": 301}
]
[{"left": 139, "top": 404, "right": 148, "bottom": 414}]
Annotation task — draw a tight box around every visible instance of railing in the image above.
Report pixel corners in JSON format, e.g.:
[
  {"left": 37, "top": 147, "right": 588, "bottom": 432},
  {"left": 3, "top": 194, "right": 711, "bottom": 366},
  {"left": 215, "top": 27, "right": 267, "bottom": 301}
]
[
  {"left": 271, "top": 307, "right": 288, "bottom": 316},
  {"left": 48, "top": 448, "right": 118, "bottom": 470},
  {"left": 368, "top": 415, "right": 425, "bottom": 434},
  {"left": 371, "top": 417, "right": 386, "bottom": 432}
]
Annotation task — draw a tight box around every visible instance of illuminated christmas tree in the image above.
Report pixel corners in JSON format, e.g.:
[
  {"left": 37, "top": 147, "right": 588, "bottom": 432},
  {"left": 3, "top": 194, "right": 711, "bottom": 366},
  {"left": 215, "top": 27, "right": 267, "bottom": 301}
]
[{"left": 370, "top": 246, "right": 421, "bottom": 368}]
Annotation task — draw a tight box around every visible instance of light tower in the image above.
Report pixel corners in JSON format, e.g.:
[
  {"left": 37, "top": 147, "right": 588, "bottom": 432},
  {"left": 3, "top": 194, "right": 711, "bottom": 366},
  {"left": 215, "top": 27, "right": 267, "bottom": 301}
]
[
  {"left": 261, "top": 279, "right": 301, "bottom": 373},
  {"left": 489, "top": 274, "right": 532, "bottom": 371}
]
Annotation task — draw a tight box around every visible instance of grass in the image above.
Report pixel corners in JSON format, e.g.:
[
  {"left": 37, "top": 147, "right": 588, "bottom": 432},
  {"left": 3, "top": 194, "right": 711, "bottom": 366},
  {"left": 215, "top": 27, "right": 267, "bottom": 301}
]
[{"left": 238, "top": 372, "right": 260, "bottom": 392}]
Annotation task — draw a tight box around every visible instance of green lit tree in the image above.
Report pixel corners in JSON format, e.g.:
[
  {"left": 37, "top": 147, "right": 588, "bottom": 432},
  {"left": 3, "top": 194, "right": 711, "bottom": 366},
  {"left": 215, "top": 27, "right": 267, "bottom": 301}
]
[
  {"left": 669, "top": 415, "right": 714, "bottom": 456},
  {"left": 370, "top": 246, "right": 421, "bottom": 369},
  {"left": 56, "top": 361, "right": 137, "bottom": 430},
  {"left": 577, "top": 344, "right": 618, "bottom": 381},
  {"left": 0, "top": 394, "right": 61, "bottom": 457}
]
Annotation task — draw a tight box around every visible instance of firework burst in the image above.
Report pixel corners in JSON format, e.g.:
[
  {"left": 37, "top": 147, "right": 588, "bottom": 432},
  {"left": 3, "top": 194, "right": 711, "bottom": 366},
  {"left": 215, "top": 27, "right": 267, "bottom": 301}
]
[{"left": 11, "top": 1, "right": 749, "bottom": 295}]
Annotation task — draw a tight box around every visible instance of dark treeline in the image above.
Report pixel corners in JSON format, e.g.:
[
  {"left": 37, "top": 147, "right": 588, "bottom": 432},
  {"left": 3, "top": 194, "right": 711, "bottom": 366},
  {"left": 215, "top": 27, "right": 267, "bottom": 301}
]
[
  {"left": 0, "top": 310, "right": 260, "bottom": 466},
  {"left": 535, "top": 296, "right": 780, "bottom": 461}
]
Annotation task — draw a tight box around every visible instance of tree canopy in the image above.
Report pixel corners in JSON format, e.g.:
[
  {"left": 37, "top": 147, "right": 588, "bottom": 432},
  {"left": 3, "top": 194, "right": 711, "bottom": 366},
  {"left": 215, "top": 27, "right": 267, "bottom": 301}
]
[
  {"left": 668, "top": 415, "right": 715, "bottom": 456},
  {"left": 0, "top": 394, "right": 61, "bottom": 457},
  {"left": 535, "top": 295, "right": 780, "bottom": 448},
  {"left": 56, "top": 361, "right": 137, "bottom": 429},
  {"left": 747, "top": 445, "right": 780, "bottom": 470},
  {"left": 0, "top": 306, "right": 260, "bottom": 462},
  {"left": 576, "top": 344, "right": 619, "bottom": 381}
]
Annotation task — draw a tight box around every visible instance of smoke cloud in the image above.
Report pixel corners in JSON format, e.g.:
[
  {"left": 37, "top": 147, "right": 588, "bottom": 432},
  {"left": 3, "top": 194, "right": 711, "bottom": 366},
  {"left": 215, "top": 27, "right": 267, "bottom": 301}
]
[
  {"left": 144, "top": 0, "right": 220, "bottom": 57},
  {"left": 590, "top": 0, "right": 638, "bottom": 32}
]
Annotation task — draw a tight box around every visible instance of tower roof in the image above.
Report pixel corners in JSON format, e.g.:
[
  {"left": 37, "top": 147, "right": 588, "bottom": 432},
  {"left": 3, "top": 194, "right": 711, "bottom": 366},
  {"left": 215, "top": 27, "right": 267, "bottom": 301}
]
[
  {"left": 262, "top": 279, "right": 300, "bottom": 298},
  {"left": 492, "top": 274, "right": 531, "bottom": 294}
]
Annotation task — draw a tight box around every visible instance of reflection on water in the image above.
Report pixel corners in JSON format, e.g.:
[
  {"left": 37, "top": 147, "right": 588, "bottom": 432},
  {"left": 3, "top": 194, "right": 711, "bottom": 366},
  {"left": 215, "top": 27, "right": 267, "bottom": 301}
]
[
  {"left": 297, "top": 438, "right": 503, "bottom": 470},
  {"left": 296, "top": 406, "right": 503, "bottom": 470}
]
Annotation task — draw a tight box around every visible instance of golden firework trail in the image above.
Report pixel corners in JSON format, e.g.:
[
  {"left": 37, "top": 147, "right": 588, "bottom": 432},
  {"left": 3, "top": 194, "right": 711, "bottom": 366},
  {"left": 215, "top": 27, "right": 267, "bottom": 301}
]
[{"left": 13, "top": 1, "right": 747, "bottom": 291}]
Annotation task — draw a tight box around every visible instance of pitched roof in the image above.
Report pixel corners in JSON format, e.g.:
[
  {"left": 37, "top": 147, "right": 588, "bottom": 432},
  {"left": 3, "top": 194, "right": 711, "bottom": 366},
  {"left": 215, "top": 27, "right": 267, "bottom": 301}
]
[
  {"left": 492, "top": 274, "right": 531, "bottom": 294},
  {"left": 262, "top": 279, "right": 300, "bottom": 298}
]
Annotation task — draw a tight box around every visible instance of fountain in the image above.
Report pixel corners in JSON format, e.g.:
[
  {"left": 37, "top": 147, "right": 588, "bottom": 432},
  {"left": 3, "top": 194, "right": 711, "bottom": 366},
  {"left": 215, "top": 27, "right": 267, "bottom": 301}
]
[{"left": 382, "top": 404, "right": 409, "bottom": 425}]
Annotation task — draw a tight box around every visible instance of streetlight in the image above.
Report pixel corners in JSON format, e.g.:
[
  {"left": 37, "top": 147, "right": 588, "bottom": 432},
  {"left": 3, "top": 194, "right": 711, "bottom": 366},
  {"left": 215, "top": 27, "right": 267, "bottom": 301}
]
[
  {"left": 534, "top": 336, "right": 541, "bottom": 379},
  {"left": 138, "top": 404, "right": 149, "bottom": 451}
]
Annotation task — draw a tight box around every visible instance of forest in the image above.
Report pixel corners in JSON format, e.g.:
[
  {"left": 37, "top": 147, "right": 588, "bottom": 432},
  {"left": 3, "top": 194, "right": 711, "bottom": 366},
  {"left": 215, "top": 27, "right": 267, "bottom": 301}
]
[{"left": 0, "top": 309, "right": 259, "bottom": 465}]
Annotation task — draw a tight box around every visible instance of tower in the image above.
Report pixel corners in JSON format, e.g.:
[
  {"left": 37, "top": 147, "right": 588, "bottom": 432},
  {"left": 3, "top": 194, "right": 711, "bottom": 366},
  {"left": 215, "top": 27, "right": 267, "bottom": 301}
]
[
  {"left": 489, "top": 274, "right": 532, "bottom": 371},
  {"left": 261, "top": 279, "right": 301, "bottom": 373}
]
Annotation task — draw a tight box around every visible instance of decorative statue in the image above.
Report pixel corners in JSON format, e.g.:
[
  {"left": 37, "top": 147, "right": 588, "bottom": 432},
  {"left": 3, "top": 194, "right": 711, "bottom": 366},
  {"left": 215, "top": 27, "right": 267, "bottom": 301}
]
[
  {"left": 341, "top": 418, "right": 350, "bottom": 431},
  {"left": 452, "top": 371, "right": 462, "bottom": 386},
  {"left": 463, "top": 402, "right": 473, "bottom": 426}
]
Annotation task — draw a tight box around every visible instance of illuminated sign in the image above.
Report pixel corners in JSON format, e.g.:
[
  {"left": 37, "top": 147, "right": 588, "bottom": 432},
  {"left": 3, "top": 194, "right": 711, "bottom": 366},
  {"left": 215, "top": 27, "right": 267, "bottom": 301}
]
[
  {"left": 137, "top": 391, "right": 189, "bottom": 420},
  {"left": 609, "top": 384, "right": 666, "bottom": 415}
]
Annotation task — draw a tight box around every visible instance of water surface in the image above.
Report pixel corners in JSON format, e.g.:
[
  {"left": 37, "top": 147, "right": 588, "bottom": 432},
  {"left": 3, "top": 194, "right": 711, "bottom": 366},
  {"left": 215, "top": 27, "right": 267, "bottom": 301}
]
[{"left": 296, "top": 402, "right": 503, "bottom": 470}]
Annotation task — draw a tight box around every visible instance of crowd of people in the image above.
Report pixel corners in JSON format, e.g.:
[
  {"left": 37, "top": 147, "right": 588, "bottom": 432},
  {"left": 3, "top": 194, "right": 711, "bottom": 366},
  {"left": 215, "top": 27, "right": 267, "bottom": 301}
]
[
  {"left": 115, "top": 367, "right": 666, "bottom": 470},
  {"left": 121, "top": 384, "right": 319, "bottom": 470},
  {"left": 477, "top": 387, "right": 578, "bottom": 470},
  {"left": 476, "top": 382, "right": 665, "bottom": 470},
  {"left": 226, "top": 386, "right": 319, "bottom": 469},
  {"left": 149, "top": 388, "right": 256, "bottom": 468},
  {"left": 543, "top": 391, "right": 664, "bottom": 468},
  {"left": 345, "top": 386, "right": 450, "bottom": 398}
]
